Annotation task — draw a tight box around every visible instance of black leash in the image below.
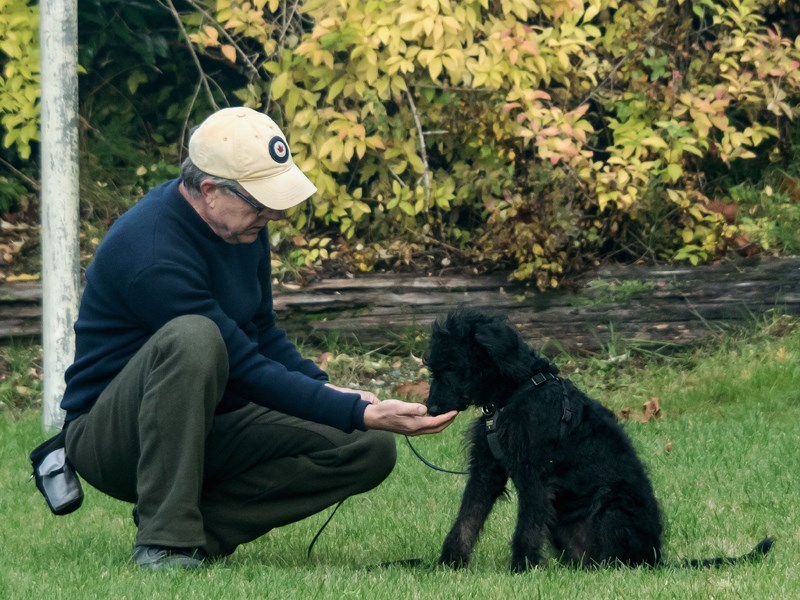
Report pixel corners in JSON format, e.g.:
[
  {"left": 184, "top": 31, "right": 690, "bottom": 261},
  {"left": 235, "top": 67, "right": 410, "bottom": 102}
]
[
  {"left": 404, "top": 435, "right": 469, "bottom": 476},
  {"left": 306, "top": 434, "right": 467, "bottom": 563},
  {"left": 308, "top": 504, "right": 428, "bottom": 569},
  {"left": 307, "top": 499, "right": 345, "bottom": 559}
]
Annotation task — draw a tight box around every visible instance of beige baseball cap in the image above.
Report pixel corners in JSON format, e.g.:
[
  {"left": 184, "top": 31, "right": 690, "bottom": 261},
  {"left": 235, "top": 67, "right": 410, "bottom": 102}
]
[{"left": 188, "top": 107, "right": 317, "bottom": 210}]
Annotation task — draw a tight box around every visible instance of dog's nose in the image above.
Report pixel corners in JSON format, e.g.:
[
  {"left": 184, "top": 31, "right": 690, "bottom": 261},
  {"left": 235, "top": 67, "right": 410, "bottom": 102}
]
[
  {"left": 426, "top": 403, "right": 442, "bottom": 416},
  {"left": 426, "top": 380, "right": 443, "bottom": 415}
]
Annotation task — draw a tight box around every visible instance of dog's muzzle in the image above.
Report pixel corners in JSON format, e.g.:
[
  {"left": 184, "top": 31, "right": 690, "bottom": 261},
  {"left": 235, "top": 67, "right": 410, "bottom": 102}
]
[
  {"left": 426, "top": 401, "right": 445, "bottom": 417},
  {"left": 425, "top": 381, "right": 446, "bottom": 416}
]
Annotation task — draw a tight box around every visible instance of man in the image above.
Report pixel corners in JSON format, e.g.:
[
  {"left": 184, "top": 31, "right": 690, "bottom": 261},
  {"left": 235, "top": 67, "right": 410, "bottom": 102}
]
[{"left": 61, "top": 107, "right": 457, "bottom": 570}]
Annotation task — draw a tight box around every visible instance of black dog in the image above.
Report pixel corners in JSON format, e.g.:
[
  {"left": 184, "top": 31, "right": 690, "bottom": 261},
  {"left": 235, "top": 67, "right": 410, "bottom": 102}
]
[{"left": 425, "top": 309, "right": 773, "bottom": 572}]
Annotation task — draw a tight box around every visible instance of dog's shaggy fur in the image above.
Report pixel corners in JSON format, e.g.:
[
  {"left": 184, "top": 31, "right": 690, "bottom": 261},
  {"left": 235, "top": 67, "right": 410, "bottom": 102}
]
[{"left": 425, "top": 309, "right": 772, "bottom": 572}]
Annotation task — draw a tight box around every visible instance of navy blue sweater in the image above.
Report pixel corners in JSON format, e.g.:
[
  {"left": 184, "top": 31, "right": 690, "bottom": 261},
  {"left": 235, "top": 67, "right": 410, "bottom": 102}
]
[{"left": 61, "top": 179, "right": 368, "bottom": 432}]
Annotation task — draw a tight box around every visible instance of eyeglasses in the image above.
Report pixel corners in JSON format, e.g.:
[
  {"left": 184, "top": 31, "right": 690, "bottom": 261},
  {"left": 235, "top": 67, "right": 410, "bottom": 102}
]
[{"left": 228, "top": 187, "right": 265, "bottom": 216}]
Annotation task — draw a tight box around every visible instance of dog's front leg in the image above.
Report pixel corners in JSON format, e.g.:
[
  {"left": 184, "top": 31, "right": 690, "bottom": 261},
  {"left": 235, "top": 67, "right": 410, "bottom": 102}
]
[
  {"left": 439, "top": 428, "right": 508, "bottom": 568},
  {"left": 509, "top": 466, "right": 549, "bottom": 572}
]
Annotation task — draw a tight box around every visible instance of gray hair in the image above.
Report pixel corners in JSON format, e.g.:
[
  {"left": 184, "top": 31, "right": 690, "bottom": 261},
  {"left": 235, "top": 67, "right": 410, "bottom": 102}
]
[{"left": 180, "top": 156, "right": 239, "bottom": 196}]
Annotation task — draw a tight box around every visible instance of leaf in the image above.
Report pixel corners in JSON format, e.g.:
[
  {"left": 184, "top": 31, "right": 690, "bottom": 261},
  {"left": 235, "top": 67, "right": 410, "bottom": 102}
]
[
  {"left": 220, "top": 44, "right": 237, "bottom": 63},
  {"left": 616, "top": 397, "right": 662, "bottom": 424},
  {"left": 639, "top": 397, "right": 662, "bottom": 422},
  {"left": 584, "top": 3, "right": 600, "bottom": 22},
  {"left": 666, "top": 163, "right": 682, "bottom": 182},
  {"left": 641, "top": 136, "right": 668, "bottom": 149},
  {"left": 317, "top": 351, "right": 332, "bottom": 370},
  {"left": 398, "top": 201, "right": 416, "bottom": 216},
  {"left": 5, "top": 273, "right": 39, "bottom": 282},
  {"left": 393, "top": 381, "right": 430, "bottom": 402},
  {"left": 203, "top": 25, "right": 219, "bottom": 43},
  {"left": 270, "top": 72, "right": 290, "bottom": 99},
  {"left": 126, "top": 70, "right": 148, "bottom": 95},
  {"left": 428, "top": 56, "right": 443, "bottom": 80}
]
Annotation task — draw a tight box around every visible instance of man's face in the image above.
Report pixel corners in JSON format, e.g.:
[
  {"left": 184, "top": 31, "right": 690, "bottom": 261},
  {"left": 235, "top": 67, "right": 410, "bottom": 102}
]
[{"left": 204, "top": 184, "right": 287, "bottom": 244}]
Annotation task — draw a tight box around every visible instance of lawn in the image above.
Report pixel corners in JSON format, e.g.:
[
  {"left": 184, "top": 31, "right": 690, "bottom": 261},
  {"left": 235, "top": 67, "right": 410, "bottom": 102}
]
[{"left": 0, "top": 320, "right": 798, "bottom": 599}]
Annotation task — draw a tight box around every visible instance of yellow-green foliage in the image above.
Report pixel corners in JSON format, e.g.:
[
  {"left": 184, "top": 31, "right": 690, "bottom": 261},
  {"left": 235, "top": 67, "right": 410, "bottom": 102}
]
[
  {"left": 189, "top": 0, "right": 796, "bottom": 287},
  {"left": 5, "top": 0, "right": 798, "bottom": 286},
  {"left": 0, "top": 0, "right": 39, "bottom": 160}
]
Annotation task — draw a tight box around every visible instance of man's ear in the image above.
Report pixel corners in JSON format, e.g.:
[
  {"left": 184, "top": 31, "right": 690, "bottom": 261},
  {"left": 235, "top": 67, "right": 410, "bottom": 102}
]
[{"left": 198, "top": 179, "right": 219, "bottom": 205}]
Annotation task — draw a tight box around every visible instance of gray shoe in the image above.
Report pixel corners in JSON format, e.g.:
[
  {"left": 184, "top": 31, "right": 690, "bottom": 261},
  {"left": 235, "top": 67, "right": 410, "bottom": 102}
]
[{"left": 132, "top": 544, "right": 206, "bottom": 571}]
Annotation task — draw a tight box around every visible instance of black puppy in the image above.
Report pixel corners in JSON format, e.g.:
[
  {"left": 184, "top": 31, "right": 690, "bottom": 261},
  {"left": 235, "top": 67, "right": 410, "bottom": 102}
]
[{"left": 425, "top": 309, "right": 772, "bottom": 572}]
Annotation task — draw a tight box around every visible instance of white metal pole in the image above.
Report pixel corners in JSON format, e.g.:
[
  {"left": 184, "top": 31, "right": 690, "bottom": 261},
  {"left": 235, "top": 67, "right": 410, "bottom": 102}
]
[{"left": 39, "top": 0, "right": 80, "bottom": 433}]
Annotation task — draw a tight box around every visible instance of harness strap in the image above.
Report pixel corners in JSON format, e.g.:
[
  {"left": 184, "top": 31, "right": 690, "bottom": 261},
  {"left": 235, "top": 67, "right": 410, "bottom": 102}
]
[
  {"left": 482, "top": 372, "right": 576, "bottom": 462},
  {"left": 482, "top": 405, "right": 505, "bottom": 461}
]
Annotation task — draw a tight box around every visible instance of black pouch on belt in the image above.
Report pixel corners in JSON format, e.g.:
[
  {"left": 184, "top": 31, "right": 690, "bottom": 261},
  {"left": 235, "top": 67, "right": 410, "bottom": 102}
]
[{"left": 29, "top": 428, "right": 84, "bottom": 515}]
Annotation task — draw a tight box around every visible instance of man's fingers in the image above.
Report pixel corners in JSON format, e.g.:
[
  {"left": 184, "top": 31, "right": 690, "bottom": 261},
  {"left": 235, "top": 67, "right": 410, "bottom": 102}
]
[
  {"left": 399, "top": 401, "right": 428, "bottom": 416},
  {"left": 325, "top": 383, "right": 381, "bottom": 404},
  {"left": 405, "top": 410, "right": 458, "bottom": 436}
]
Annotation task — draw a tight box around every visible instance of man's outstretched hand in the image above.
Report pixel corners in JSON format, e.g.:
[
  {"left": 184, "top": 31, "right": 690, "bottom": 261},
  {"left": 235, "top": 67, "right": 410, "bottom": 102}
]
[{"left": 363, "top": 399, "right": 457, "bottom": 436}]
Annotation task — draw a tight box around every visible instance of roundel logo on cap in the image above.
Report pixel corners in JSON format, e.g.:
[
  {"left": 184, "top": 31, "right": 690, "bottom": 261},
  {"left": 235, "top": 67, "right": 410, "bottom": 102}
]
[{"left": 269, "top": 136, "right": 290, "bottom": 164}]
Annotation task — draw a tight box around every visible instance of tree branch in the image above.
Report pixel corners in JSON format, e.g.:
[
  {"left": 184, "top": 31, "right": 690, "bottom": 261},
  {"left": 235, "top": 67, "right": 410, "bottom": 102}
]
[
  {"left": 158, "top": 0, "right": 218, "bottom": 110},
  {"left": 178, "top": 80, "right": 204, "bottom": 162},
  {"left": 181, "top": 0, "right": 261, "bottom": 80},
  {"left": 0, "top": 157, "right": 39, "bottom": 192},
  {"left": 278, "top": 0, "right": 303, "bottom": 49},
  {"left": 404, "top": 88, "right": 431, "bottom": 210}
]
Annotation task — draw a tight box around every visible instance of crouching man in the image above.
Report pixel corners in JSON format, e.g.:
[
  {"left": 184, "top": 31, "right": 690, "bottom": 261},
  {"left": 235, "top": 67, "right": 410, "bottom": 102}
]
[{"left": 61, "top": 107, "right": 456, "bottom": 570}]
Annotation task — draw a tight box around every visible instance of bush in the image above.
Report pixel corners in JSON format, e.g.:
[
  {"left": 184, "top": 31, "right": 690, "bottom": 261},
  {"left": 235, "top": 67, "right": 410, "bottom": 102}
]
[
  {"left": 2, "top": 0, "right": 799, "bottom": 286},
  {"left": 187, "top": 0, "right": 800, "bottom": 286},
  {"left": 0, "top": 0, "right": 39, "bottom": 162}
]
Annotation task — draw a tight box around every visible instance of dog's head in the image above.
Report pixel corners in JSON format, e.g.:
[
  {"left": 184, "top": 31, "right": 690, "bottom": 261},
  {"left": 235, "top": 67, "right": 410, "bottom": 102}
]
[{"left": 425, "top": 309, "right": 551, "bottom": 416}]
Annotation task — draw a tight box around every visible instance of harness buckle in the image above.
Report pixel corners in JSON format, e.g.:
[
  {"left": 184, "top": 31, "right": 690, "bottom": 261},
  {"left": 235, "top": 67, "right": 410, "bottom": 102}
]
[{"left": 531, "top": 372, "right": 557, "bottom": 386}]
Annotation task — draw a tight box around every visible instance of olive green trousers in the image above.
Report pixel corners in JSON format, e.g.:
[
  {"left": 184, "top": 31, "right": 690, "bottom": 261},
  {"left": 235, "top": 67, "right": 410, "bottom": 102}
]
[{"left": 65, "top": 315, "right": 396, "bottom": 557}]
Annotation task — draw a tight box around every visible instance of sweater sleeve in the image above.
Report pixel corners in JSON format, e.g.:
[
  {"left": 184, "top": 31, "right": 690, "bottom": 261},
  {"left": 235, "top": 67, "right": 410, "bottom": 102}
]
[
  {"left": 254, "top": 309, "right": 329, "bottom": 381},
  {"left": 126, "top": 261, "right": 368, "bottom": 432}
]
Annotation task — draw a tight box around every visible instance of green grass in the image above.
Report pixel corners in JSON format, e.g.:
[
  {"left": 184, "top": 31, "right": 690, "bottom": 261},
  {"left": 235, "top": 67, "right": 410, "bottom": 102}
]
[
  {"left": 567, "top": 278, "right": 665, "bottom": 308},
  {"left": 1, "top": 323, "right": 799, "bottom": 599}
]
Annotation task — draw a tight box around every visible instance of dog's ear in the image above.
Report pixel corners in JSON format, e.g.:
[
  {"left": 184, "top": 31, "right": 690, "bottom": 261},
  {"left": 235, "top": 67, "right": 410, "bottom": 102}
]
[{"left": 473, "top": 320, "right": 530, "bottom": 379}]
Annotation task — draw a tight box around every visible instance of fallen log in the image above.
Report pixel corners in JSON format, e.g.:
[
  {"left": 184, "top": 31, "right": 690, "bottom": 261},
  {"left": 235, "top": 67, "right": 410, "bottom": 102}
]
[
  {"left": 0, "top": 281, "right": 46, "bottom": 339},
  {"left": 1, "top": 257, "right": 798, "bottom": 352},
  {"left": 271, "top": 257, "right": 800, "bottom": 352}
]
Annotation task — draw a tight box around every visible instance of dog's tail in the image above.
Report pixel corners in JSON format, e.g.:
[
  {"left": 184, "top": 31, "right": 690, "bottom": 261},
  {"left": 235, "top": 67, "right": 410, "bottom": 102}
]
[{"left": 675, "top": 537, "right": 774, "bottom": 569}]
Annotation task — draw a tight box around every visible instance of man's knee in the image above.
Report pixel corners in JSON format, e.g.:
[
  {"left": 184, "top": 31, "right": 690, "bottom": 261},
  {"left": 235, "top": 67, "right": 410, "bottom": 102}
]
[
  {"left": 157, "top": 315, "right": 229, "bottom": 380},
  {"left": 358, "top": 430, "right": 397, "bottom": 489}
]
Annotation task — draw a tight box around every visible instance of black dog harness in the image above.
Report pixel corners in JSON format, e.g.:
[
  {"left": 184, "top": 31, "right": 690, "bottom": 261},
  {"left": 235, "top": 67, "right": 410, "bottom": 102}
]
[{"left": 481, "top": 372, "right": 576, "bottom": 462}]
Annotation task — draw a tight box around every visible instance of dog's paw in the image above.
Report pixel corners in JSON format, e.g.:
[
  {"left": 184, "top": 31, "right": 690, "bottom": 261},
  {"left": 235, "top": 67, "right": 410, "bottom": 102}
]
[
  {"left": 437, "top": 549, "right": 470, "bottom": 569},
  {"left": 510, "top": 554, "right": 541, "bottom": 573}
]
